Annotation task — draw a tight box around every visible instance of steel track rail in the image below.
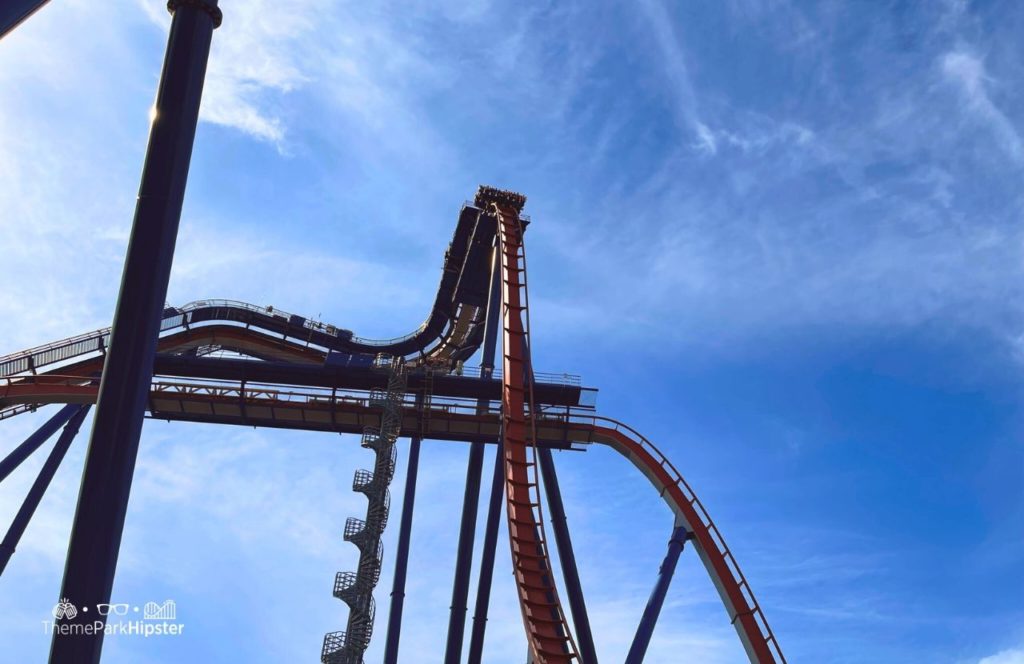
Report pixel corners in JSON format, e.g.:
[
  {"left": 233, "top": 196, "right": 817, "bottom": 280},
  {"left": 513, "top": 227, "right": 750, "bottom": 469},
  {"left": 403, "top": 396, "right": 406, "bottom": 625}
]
[
  {"left": 488, "top": 188, "right": 579, "bottom": 663},
  {"left": 0, "top": 205, "right": 495, "bottom": 378},
  {"left": 0, "top": 376, "right": 784, "bottom": 662}
]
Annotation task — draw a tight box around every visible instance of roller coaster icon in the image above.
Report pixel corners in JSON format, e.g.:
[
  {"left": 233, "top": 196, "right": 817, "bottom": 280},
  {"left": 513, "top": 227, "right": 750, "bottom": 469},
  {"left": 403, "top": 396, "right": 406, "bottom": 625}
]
[
  {"left": 143, "top": 601, "right": 176, "bottom": 621},
  {"left": 0, "top": 3, "right": 787, "bottom": 663}
]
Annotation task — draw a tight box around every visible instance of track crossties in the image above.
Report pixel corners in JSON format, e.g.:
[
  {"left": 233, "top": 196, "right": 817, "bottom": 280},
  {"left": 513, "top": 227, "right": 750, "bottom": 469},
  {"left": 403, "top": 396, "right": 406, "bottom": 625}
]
[
  {"left": 489, "top": 188, "right": 580, "bottom": 663},
  {"left": 0, "top": 186, "right": 787, "bottom": 663}
]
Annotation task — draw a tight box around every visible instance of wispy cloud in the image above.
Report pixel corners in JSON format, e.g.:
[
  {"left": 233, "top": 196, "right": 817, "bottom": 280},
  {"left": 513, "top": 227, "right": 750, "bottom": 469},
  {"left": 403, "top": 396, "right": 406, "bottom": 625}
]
[
  {"left": 941, "top": 48, "right": 1024, "bottom": 163},
  {"left": 137, "top": 0, "right": 456, "bottom": 161},
  {"left": 635, "top": 0, "right": 718, "bottom": 154},
  {"left": 635, "top": 0, "right": 818, "bottom": 158},
  {"left": 139, "top": 0, "right": 321, "bottom": 148},
  {"left": 526, "top": 2, "right": 1024, "bottom": 364},
  {"left": 2, "top": 2, "right": 1022, "bottom": 663}
]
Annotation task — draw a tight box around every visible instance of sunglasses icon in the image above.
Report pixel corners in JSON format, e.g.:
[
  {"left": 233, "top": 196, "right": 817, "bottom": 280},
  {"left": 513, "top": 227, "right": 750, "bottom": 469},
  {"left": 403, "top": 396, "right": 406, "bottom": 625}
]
[{"left": 96, "top": 603, "right": 129, "bottom": 616}]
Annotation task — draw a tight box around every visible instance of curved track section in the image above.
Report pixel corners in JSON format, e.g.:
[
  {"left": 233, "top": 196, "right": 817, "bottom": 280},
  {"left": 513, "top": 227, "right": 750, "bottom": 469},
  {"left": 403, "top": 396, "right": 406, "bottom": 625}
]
[
  {"left": 571, "top": 416, "right": 786, "bottom": 664},
  {"left": 0, "top": 378, "right": 786, "bottom": 662},
  {"left": 0, "top": 187, "right": 786, "bottom": 662},
  {"left": 0, "top": 203, "right": 497, "bottom": 379},
  {"left": 0, "top": 325, "right": 327, "bottom": 420},
  {"left": 485, "top": 187, "right": 579, "bottom": 663}
]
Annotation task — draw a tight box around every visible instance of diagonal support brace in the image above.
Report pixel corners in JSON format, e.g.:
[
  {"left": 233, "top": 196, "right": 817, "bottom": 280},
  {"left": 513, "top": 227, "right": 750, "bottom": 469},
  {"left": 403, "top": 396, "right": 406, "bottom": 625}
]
[
  {"left": 0, "top": 405, "right": 80, "bottom": 484},
  {"left": 0, "top": 405, "right": 90, "bottom": 575},
  {"left": 625, "top": 525, "right": 692, "bottom": 663}
]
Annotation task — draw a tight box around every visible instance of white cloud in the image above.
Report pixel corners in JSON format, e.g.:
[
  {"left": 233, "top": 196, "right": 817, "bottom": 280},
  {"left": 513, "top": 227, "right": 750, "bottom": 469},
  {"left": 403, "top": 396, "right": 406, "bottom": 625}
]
[
  {"left": 636, "top": 0, "right": 713, "bottom": 153},
  {"left": 695, "top": 121, "right": 719, "bottom": 155},
  {"left": 200, "top": 81, "right": 286, "bottom": 144},
  {"left": 139, "top": 0, "right": 320, "bottom": 148},
  {"left": 134, "top": 0, "right": 465, "bottom": 170},
  {"left": 979, "top": 649, "right": 1024, "bottom": 664},
  {"left": 636, "top": 0, "right": 818, "bottom": 160},
  {"left": 2, "top": 3, "right": 1022, "bottom": 661},
  {"left": 941, "top": 48, "right": 1024, "bottom": 163}
]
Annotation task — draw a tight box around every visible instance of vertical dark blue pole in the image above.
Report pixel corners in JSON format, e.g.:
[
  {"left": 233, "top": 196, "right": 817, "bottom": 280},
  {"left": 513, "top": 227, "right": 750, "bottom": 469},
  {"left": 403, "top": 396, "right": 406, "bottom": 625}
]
[
  {"left": 0, "top": 406, "right": 89, "bottom": 576},
  {"left": 382, "top": 415, "right": 423, "bottom": 662},
  {"left": 50, "top": 3, "right": 221, "bottom": 662},
  {"left": 0, "top": 0, "right": 50, "bottom": 39},
  {"left": 0, "top": 405, "right": 79, "bottom": 484},
  {"left": 444, "top": 441, "right": 485, "bottom": 664},
  {"left": 443, "top": 237, "right": 502, "bottom": 664},
  {"left": 536, "top": 447, "right": 598, "bottom": 663},
  {"left": 625, "top": 526, "right": 690, "bottom": 664},
  {"left": 466, "top": 439, "right": 504, "bottom": 664}
]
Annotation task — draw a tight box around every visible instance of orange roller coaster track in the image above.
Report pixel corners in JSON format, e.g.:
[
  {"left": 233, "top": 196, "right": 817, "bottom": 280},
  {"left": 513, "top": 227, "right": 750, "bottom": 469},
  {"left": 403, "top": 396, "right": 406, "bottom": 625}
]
[
  {"left": 2, "top": 8, "right": 786, "bottom": 660},
  {"left": 485, "top": 187, "right": 581, "bottom": 662},
  {"left": 0, "top": 187, "right": 786, "bottom": 663}
]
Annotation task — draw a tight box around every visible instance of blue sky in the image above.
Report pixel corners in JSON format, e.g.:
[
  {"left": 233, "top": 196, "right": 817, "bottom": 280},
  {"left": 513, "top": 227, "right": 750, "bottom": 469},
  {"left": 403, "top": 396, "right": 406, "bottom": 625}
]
[{"left": 1, "top": 0, "right": 1022, "bottom": 662}]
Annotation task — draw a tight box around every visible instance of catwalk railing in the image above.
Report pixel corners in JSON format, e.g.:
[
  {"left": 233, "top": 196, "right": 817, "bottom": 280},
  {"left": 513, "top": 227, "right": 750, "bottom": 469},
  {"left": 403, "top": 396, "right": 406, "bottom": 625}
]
[
  {"left": 0, "top": 375, "right": 784, "bottom": 662},
  {"left": 324, "top": 355, "right": 406, "bottom": 664}
]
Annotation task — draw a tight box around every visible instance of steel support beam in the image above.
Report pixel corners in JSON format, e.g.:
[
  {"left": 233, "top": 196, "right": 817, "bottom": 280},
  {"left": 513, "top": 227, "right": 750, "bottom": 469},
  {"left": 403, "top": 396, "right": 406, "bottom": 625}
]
[
  {"left": 50, "top": 3, "right": 221, "bottom": 662},
  {"left": 466, "top": 439, "right": 505, "bottom": 664},
  {"left": 443, "top": 240, "right": 502, "bottom": 663},
  {"left": 153, "top": 354, "right": 590, "bottom": 408},
  {"left": 0, "top": 406, "right": 89, "bottom": 576},
  {"left": 382, "top": 397, "right": 424, "bottom": 664},
  {"left": 0, "top": 404, "right": 79, "bottom": 484},
  {"left": 0, "top": 0, "right": 50, "bottom": 40},
  {"left": 537, "top": 446, "right": 598, "bottom": 663},
  {"left": 625, "top": 526, "right": 690, "bottom": 664},
  {"left": 443, "top": 441, "right": 485, "bottom": 664}
]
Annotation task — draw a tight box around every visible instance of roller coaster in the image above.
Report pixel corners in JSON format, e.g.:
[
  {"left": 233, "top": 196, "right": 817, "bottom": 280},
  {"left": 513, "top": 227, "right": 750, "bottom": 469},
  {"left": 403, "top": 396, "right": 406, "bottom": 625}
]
[
  {"left": 1, "top": 3, "right": 787, "bottom": 663},
  {"left": 1, "top": 187, "right": 786, "bottom": 663}
]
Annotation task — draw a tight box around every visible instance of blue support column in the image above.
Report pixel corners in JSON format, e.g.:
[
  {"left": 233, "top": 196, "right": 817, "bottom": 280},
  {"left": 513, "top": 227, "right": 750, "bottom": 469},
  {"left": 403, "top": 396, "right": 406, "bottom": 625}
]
[
  {"left": 443, "top": 441, "right": 485, "bottom": 664},
  {"left": 625, "top": 526, "right": 690, "bottom": 664},
  {"left": 0, "top": 0, "right": 51, "bottom": 39},
  {"left": 466, "top": 439, "right": 504, "bottom": 664},
  {"left": 0, "top": 406, "right": 89, "bottom": 575},
  {"left": 536, "top": 447, "right": 598, "bottom": 663},
  {"left": 443, "top": 237, "right": 502, "bottom": 663},
  {"left": 50, "top": 3, "right": 221, "bottom": 662},
  {"left": 0, "top": 405, "right": 79, "bottom": 484},
  {"left": 382, "top": 426, "right": 423, "bottom": 662}
]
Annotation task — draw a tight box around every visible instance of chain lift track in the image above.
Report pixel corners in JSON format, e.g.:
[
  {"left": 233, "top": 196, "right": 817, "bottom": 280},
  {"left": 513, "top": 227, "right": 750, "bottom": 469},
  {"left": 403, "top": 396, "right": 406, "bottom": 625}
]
[{"left": 479, "top": 186, "right": 581, "bottom": 663}]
